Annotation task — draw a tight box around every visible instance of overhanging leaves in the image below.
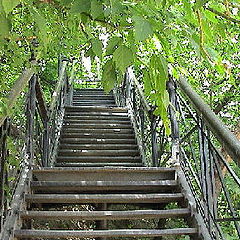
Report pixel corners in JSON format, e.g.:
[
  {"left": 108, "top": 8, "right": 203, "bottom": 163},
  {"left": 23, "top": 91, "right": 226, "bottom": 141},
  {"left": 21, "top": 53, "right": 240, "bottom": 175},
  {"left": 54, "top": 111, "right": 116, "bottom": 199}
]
[
  {"left": 113, "top": 45, "right": 134, "bottom": 74},
  {"left": 91, "top": 39, "right": 103, "bottom": 58},
  {"left": 132, "top": 15, "right": 153, "bottom": 41},
  {"left": 102, "top": 59, "right": 117, "bottom": 93},
  {"left": 2, "top": 0, "right": 20, "bottom": 15},
  {"left": 70, "top": 0, "right": 91, "bottom": 14}
]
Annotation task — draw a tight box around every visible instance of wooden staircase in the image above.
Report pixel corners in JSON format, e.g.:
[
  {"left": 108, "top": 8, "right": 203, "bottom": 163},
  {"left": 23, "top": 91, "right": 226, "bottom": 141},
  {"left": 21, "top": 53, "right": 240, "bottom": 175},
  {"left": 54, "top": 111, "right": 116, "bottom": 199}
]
[{"left": 14, "top": 89, "right": 202, "bottom": 239}]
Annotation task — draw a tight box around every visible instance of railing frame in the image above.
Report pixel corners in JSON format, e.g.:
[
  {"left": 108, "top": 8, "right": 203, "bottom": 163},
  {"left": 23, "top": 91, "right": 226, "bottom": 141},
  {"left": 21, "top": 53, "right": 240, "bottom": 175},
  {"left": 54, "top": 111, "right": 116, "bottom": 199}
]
[
  {"left": 0, "top": 55, "right": 72, "bottom": 239},
  {"left": 114, "top": 67, "right": 240, "bottom": 240}
]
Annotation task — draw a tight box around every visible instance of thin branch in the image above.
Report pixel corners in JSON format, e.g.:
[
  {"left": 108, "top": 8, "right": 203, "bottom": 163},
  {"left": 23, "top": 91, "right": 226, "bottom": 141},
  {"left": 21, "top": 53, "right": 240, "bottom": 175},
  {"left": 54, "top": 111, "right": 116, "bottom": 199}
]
[{"left": 206, "top": 7, "right": 240, "bottom": 24}]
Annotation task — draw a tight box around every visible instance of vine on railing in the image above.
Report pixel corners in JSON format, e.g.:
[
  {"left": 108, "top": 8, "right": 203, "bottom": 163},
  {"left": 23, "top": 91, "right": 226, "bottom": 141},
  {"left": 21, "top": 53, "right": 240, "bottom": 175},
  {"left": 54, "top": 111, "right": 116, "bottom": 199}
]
[
  {"left": 0, "top": 56, "right": 72, "bottom": 237},
  {"left": 114, "top": 68, "right": 171, "bottom": 167}
]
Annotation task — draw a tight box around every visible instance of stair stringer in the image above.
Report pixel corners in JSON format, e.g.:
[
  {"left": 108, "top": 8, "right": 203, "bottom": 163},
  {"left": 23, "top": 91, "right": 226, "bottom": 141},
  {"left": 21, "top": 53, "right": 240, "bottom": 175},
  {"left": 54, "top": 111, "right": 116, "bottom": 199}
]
[
  {"left": 0, "top": 165, "right": 31, "bottom": 240},
  {"left": 177, "top": 169, "right": 212, "bottom": 240}
]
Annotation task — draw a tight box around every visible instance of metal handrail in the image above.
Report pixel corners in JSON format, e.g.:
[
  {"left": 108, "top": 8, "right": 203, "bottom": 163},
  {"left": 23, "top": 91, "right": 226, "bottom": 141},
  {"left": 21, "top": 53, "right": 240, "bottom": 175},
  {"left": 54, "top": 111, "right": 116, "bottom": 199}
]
[
  {"left": 0, "top": 67, "right": 35, "bottom": 127},
  {"left": 127, "top": 68, "right": 151, "bottom": 113},
  {"left": 178, "top": 76, "right": 240, "bottom": 165}
]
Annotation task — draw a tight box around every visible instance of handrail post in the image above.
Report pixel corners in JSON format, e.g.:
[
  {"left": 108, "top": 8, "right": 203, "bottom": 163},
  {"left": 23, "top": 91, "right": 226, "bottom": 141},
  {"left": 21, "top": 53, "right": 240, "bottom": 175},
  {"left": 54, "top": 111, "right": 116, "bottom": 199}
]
[
  {"left": 26, "top": 75, "right": 37, "bottom": 167},
  {"left": 167, "top": 78, "right": 180, "bottom": 167}
]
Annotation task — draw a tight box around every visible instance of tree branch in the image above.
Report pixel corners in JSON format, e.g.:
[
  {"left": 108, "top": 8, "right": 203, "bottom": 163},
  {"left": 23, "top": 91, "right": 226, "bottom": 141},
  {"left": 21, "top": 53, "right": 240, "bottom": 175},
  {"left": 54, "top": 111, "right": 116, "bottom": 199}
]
[{"left": 206, "top": 7, "right": 240, "bottom": 24}]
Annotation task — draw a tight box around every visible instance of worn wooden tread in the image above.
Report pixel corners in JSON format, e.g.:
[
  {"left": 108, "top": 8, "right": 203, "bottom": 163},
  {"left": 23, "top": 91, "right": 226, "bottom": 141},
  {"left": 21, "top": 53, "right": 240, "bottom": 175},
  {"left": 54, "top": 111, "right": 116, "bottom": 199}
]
[
  {"left": 63, "top": 123, "right": 132, "bottom": 129},
  {"left": 72, "top": 103, "right": 116, "bottom": 106},
  {"left": 55, "top": 162, "right": 143, "bottom": 167},
  {"left": 73, "top": 97, "right": 114, "bottom": 100},
  {"left": 56, "top": 156, "right": 141, "bottom": 163},
  {"left": 64, "top": 120, "right": 130, "bottom": 124},
  {"left": 62, "top": 128, "right": 133, "bottom": 134},
  {"left": 21, "top": 208, "right": 190, "bottom": 220},
  {"left": 33, "top": 166, "right": 176, "bottom": 173},
  {"left": 64, "top": 115, "right": 129, "bottom": 120},
  {"left": 65, "top": 106, "right": 128, "bottom": 112},
  {"left": 14, "top": 228, "right": 197, "bottom": 238},
  {"left": 25, "top": 193, "right": 184, "bottom": 203},
  {"left": 59, "top": 144, "right": 138, "bottom": 150},
  {"left": 61, "top": 133, "right": 135, "bottom": 139},
  {"left": 54, "top": 163, "right": 143, "bottom": 168},
  {"left": 31, "top": 180, "right": 178, "bottom": 190},
  {"left": 73, "top": 98, "right": 115, "bottom": 101},
  {"left": 57, "top": 149, "right": 139, "bottom": 156},
  {"left": 60, "top": 138, "right": 136, "bottom": 144}
]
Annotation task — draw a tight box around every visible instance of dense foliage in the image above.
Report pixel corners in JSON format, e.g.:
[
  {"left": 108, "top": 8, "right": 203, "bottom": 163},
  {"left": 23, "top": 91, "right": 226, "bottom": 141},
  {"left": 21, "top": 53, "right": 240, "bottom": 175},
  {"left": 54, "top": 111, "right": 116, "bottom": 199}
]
[{"left": 0, "top": 0, "right": 239, "bottom": 130}]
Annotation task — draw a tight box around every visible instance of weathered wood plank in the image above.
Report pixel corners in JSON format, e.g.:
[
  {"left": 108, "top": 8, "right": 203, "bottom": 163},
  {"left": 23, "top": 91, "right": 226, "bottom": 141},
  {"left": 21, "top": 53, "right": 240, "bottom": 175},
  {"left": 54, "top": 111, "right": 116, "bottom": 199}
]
[
  {"left": 14, "top": 228, "right": 197, "bottom": 238},
  {"left": 30, "top": 180, "right": 178, "bottom": 192},
  {"left": 55, "top": 162, "right": 143, "bottom": 167},
  {"left": 21, "top": 208, "right": 190, "bottom": 220},
  {"left": 25, "top": 193, "right": 184, "bottom": 203},
  {"left": 65, "top": 106, "right": 128, "bottom": 112},
  {"left": 57, "top": 149, "right": 139, "bottom": 156},
  {"left": 56, "top": 156, "right": 141, "bottom": 163},
  {"left": 59, "top": 143, "right": 138, "bottom": 150}
]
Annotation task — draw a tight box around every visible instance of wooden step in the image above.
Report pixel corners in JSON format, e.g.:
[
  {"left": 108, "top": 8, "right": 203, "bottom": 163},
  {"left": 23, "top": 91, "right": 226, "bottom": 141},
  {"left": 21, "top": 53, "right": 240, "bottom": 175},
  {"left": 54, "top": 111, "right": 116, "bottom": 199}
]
[
  {"left": 21, "top": 208, "right": 190, "bottom": 220},
  {"left": 62, "top": 128, "right": 133, "bottom": 135},
  {"left": 73, "top": 90, "right": 107, "bottom": 94},
  {"left": 72, "top": 100, "right": 115, "bottom": 103},
  {"left": 57, "top": 149, "right": 140, "bottom": 157},
  {"left": 65, "top": 106, "right": 128, "bottom": 113},
  {"left": 25, "top": 193, "right": 184, "bottom": 204},
  {"left": 60, "top": 138, "right": 136, "bottom": 144},
  {"left": 32, "top": 167, "right": 176, "bottom": 182},
  {"left": 63, "top": 123, "right": 132, "bottom": 129},
  {"left": 55, "top": 162, "right": 143, "bottom": 167},
  {"left": 30, "top": 180, "right": 178, "bottom": 192},
  {"left": 64, "top": 113, "right": 129, "bottom": 119},
  {"left": 56, "top": 156, "right": 141, "bottom": 163},
  {"left": 61, "top": 133, "right": 135, "bottom": 139},
  {"left": 73, "top": 103, "right": 117, "bottom": 107},
  {"left": 64, "top": 119, "right": 130, "bottom": 124},
  {"left": 73, "top": 95, "right": 114, "bottom": 100},
  {"left": 59, "top": 144, "right": 138, "bottom": 150},
  {"left": 14, "top": 228, "right": 197, "bottom": 238}
]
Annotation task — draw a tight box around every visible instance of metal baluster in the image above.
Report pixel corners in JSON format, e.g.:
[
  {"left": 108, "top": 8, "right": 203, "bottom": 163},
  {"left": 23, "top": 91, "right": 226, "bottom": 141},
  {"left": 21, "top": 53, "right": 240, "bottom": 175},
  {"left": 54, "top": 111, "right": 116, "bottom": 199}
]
[
  {"left": 167, "top": 79, "right": 180, "bottom": 167},
  {"left": 0, "top": 119, "right": 9, "bottom": 231},
  {"left": 151, "top": 113, "right": 158, "bottom": 167}
]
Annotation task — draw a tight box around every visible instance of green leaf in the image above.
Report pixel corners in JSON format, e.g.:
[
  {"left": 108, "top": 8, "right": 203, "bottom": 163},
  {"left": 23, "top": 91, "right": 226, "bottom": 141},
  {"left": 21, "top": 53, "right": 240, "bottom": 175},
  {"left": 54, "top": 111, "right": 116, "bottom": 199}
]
[
  {"left": 150, "top": 55, "right": 168, "bottom": 92},
  {"left": 30, "top": 7, "right": 49, "bottom": 47},
  {"left": 132, "top": 16, "right": 153, "bottom": 41},
  {"left": 143, "top": 70, "right": 152, "bottom": 96},
  {"left": 85, "top": 47, "right": 95, "bottom": 58},
  {"left": 0, "top": 11, "right": 10, "bottom": 39},
  {"left": 2, "top": 0, "right": 20, "bottom": 15},
  {"left": 106, "top": 36, "right": 122, "bottom": 55},
  {"left": 91, "top": 39, "right": 103, "bottom": 58},
  {"left": 113, "top": 45, "right": 133, "bottom": 73},
  {"left": 70, "top": 0, "right": 90, "bottom": 14},
  {"left": 91, "top": 0, "right": 103, "bottom": 20},
  {"left": 195, "top": 0, "right": 209, "bottom": 9},
  {"left": 102, "top": 60, "right": 117, "bottom": 93}
]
